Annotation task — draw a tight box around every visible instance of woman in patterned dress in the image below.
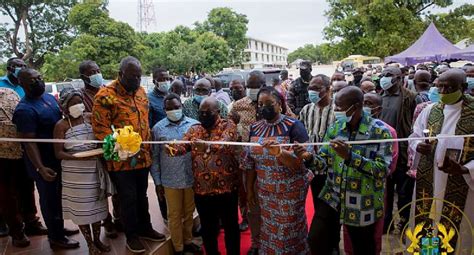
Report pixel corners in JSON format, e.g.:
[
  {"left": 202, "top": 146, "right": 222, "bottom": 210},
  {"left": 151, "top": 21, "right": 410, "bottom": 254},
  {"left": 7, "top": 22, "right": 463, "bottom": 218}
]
[
  {"left": 243, "top": 86, "right": 311, "bottom": 254},
  {"left": 53, "top": 89, "right": 110, "bottom": 255}
]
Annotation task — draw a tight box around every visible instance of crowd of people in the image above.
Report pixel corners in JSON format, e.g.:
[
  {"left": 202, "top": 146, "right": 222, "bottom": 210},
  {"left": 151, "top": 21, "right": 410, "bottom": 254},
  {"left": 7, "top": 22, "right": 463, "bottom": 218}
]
[{"left": 0, "top": 55, "right": 473, "bottom": 255}]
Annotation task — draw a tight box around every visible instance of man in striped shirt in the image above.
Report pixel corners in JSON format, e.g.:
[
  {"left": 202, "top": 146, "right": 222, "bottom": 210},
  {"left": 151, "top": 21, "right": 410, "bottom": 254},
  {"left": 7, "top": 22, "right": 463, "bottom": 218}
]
[{"left": 298, "top": 74, "right": 338, "bottom": 254}]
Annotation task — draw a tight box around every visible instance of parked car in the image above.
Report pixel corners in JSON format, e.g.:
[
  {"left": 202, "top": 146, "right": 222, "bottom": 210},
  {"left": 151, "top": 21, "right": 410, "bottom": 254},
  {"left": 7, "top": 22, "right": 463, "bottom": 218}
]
[
  {"left": 46, "top": 79, "right": 116, "bottom": 100},
  {"left": 213, "top": 68, "right": 283, "bottom": 92},
  {"left": 46, "top": 82, "right": 76, "bottom": 100}
]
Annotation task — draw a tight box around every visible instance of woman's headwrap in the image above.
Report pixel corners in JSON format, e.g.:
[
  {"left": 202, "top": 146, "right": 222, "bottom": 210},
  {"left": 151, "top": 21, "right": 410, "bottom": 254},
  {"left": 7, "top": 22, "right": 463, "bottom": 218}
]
[{"left": 59, "top": 87, "right": 83, "bottom": 111}]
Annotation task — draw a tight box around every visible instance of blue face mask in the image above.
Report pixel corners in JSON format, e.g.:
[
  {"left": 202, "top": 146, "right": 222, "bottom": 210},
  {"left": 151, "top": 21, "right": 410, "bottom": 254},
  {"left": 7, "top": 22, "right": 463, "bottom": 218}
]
[
  {"left": 467, "top": 77, "right": 474, "bottom": 90},
  {"left": 428, "top": 87, "right": 440, "bottom": 103},
  {"left": 88, "top": 73, "right": 103, "bottom": 88},
  {"left": 158, "top": 81, "right": 171, "bottom": 92},
  {"left": 308, "top": 90, "right": 321, "bottom": 104},
  {"left": 334, "top": 105, "right": 354, "bottom": 123},
  {"left": 166, "top": 109, "right": 183, "bottom": 122},
  {"left": 380, "top": 76, "right": 395, "bottom": 90},
  {"left": 363, "top": 106, "right": 372, "bottom": 115},
  {"left": 13, "top": 67, "right": 22, "bottom": 78},
  {"left": 194, "top": 95, "right": 207, "bottom": 104}
]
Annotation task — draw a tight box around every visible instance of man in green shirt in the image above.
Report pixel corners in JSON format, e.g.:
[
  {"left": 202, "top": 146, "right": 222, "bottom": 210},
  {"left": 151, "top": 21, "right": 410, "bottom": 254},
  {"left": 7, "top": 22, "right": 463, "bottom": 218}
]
[{"left": 295, "top": 86, "right": 393, "bottom": 255}]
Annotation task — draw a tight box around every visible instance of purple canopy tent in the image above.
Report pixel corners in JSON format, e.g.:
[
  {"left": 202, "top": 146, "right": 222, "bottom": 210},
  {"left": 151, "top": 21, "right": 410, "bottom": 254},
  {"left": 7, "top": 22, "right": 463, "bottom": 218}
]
[
  {"left": 384, "top": 22, "right": 460, "bottom": 65},
  {"left": 447, "top": 44, "right": 474, "bottom": 61}
]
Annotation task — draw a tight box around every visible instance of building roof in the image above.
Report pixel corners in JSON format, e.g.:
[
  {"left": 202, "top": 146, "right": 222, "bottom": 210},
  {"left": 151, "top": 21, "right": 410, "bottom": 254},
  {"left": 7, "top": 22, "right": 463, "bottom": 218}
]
[{"left": 246, "top": 36, "right": 288, "bottom": 50}]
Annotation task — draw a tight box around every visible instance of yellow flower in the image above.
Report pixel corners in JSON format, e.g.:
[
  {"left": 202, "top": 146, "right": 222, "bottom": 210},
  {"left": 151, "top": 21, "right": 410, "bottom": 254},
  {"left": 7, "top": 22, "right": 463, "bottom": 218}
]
[{"left": 349, "top": 213, "right": 356, "bottom": 220}]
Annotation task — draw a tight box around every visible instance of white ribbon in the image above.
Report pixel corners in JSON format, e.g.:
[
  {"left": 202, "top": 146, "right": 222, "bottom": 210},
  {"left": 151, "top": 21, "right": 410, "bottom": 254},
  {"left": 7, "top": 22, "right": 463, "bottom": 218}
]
[{"left": 1, "top": 134, "right": 473, "bottom": 147}]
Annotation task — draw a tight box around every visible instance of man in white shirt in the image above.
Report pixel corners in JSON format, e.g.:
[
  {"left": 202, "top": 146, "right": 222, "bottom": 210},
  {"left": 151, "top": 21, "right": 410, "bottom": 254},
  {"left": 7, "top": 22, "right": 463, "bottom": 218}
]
[{"left": 409, "top": 69, "right": 474, "bottom": 250}]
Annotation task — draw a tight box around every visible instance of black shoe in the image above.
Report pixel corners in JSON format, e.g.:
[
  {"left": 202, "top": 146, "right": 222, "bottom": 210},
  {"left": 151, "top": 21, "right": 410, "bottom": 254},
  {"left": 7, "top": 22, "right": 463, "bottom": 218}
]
[
  {"left": 184, "top": 242, "right": 202, "bottom": 253},
  {"left": 0, "top": 221, "right": 8, "bottom": 237},
  {"left": 103, "top": 220, "right": 118, "bottom": 239},
  {"left": 24, "top": 221, "right": 47, "bottom": 236},
  {"left": 192, "top": 224, "right": 201, "bottom": 237},
  {"left": 126, "top": 238, "right": 146, "bottom": 253},
  {"left": 114, "top": 219, "right": 124, "bottom": 233},
  {"left": 12, "top": 233, "right": 30, "bottom": 248},
  {"left": 139, "top": 229, "right": 166, "bottom": 242},
  {"left": 49, "top": 237, "right": 80, "bottom": 249},
  {"left": 239, "top": 220, "right": 249, "bottom": 232},
  {"left": 247, "top": 248, "right": 258, "bottom": 255},
  {"left": 64, "top": 227, "right": 79, "bottom": 236}
]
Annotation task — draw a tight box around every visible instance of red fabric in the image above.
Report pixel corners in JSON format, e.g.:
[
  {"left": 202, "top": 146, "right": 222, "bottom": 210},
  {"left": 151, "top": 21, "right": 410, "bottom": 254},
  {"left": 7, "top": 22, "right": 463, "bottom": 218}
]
[{"left": 216, "top": 190, "right": 315, "bottom": 254}]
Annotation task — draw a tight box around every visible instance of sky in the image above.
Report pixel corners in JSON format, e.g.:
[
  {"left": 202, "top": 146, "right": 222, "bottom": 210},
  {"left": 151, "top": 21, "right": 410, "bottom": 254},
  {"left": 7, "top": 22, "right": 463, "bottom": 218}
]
[
  {"left": 107, "top": 0, "right": 471, "bottom": 51},
  {"left": 108, "top": 0, "right": 330, "bottom": 51},
  {"left": 0, "top": 0, "right": 471, "bottom": 52}
]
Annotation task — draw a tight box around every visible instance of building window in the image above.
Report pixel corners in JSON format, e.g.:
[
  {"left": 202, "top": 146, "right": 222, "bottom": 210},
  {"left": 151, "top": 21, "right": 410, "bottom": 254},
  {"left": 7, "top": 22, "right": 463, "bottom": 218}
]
[
  {"left": 245, "top": 52, "right": 251, "bottom": 62},
  {"left": 261, "top": 42, "right": 264, "bottom": 51},
  {"left": 267, "top": 54, "right": 269, "bottom": 62},
  {"left": 255, "top": 41, "right": 258, "bottom": 50}
]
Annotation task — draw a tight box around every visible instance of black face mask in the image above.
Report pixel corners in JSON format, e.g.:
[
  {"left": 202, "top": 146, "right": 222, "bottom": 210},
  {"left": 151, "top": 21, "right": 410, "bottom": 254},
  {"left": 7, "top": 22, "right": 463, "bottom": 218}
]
[
  {"left": 120, "top": 76, "right": 140, "bottom": 92},
  {"left": 231, "top": 90, "right": 244, "bottom": 101},
  {"left": 259, "top": 105, "right": 277, "bottom": 121},
  {"left": 354, "top": 75, "right": 363, "bottom": 85},
  {"left": 30, "top": 80, "right": 45, "bottom": 98},
  {"left": 199, "top": 112, "right": 217, "bottom": 129}
]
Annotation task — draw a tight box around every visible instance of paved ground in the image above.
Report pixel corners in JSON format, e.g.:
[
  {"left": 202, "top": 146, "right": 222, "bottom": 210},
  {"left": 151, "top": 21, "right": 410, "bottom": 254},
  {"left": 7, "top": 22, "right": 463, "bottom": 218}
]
[{"left": 0, "top": 176, "right": 407, "bottom": 254}]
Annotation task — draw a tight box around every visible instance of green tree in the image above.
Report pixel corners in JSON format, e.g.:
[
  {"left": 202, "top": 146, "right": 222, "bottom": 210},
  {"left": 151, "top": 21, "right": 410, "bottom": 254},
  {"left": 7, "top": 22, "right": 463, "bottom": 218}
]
[
  {"left": 42, "top": 2, "right": 146, "bottom": 81},
  {"left": 195, "top": 32, "right": 230, "bottom": 73},
  {"left": 323, "top": 0, "right": 471, "bottom": 58},
  {"left": 169, "top": 41, "right": 206, "bottom": 74},
  {"left": 429, "top": 4, "right": 474, "bottom": 44},
  {"left": 142, "top": 28, "right": 230, "bottom": 74},
  {"left": 288, "top": 43, "right": 335, "bottom": 64},
  {"left": 0, "top": 0, "right": 78, "bottom": 68},
  {"left": 195, "top": 7, "right": 248, "bottom": 66}
]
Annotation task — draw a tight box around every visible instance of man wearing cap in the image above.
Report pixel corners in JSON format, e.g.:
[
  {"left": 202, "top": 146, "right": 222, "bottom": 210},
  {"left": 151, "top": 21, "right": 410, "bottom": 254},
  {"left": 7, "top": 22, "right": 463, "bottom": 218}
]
[
  {"left": 350, "top": 68, "right": 364, "bottom": 87},
  {"left": 288, "top": 60, "right": 312, "bottom": 115},
  {"left": 378, "top": 67, "right": 418, "bottom": 233}
]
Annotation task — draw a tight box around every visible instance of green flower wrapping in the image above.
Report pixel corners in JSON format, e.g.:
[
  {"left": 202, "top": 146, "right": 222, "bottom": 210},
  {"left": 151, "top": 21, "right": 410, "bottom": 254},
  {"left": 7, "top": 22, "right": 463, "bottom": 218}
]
[{"left": 103, "top": 134, "right": 119, "bottom": 162}]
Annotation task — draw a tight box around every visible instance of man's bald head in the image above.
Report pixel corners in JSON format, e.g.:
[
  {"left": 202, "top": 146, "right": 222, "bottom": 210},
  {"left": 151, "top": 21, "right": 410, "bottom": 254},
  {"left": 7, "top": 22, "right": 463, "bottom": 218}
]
[
  {"left": 200, "top": 96, "right": 219, "bottom": 111},
  {"left": 438, "top": 69, "right": 466, "bottom": 88},
  {"left": 194, "top": 78, "right": 211, "bottom": 90},
  {"left": 364, "top": 93, "right": 382, "bottom": 107},
  {"left": 414, "top": 70, "right": 431, "bottom": 91},
  {"left": 336, "top": 86, "right": 364, "bottom": 108},
  {"left": 170, "top": 79, "right": 184, "bottom": 95},
  {"left": 332, "top": 80, "right": 348, "bottom": 94},
  {"left": 119, "top": 56, "right": 141, "bottom": 72},
  {"left": 360, "top": 80, "right": 376, "bottom": 94},
  {"left": 247, "top": 70, "right": 265, "bottom": 89},
  {"left": 363, "top": 92, "right": 383, "bottom": 117}
]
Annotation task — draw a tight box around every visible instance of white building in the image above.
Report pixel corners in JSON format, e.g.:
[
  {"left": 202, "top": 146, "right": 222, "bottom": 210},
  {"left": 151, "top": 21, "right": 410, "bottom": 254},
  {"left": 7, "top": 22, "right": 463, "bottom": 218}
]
[{"left": 242, "top": 37, "right": 288, "bottom": 69}]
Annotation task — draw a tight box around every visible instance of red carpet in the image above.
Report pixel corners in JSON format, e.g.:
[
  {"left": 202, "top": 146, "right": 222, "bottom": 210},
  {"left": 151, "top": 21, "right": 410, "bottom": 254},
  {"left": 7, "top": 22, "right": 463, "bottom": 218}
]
[{"left": 217, "top": 190, "right": 315, "bottom": 255}]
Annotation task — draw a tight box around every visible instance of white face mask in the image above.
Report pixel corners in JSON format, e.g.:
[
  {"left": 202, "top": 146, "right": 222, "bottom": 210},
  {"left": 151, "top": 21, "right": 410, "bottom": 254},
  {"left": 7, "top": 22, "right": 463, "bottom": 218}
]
[
  {"left": 69, "top": 103, "right": 85, "bottom": 119},
  {"left": 246, "top": 88, "right": 260, "bottom": 102}
]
